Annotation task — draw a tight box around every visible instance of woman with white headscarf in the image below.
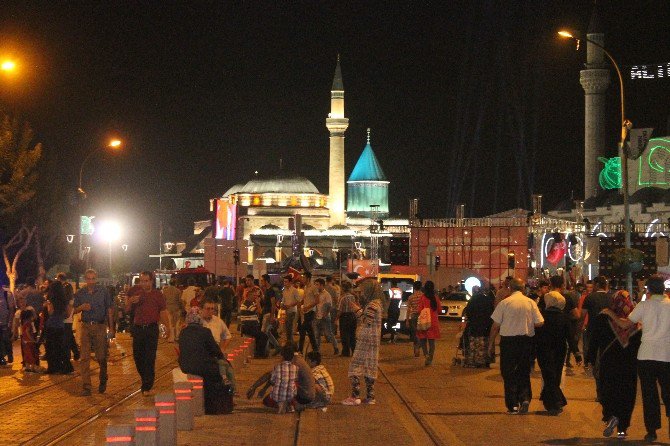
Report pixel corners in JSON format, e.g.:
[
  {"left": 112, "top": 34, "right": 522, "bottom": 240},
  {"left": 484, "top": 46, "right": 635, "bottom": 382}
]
[{"left": 342, "top": 278, "right": 383, "bottom": 406}]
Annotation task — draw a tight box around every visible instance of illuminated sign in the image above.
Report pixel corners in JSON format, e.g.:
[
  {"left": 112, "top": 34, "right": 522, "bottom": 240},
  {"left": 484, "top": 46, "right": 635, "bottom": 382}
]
[
  {"left": 215, "top": 199, "right": 237, "bottom": 240},
  {"left": 629, "top": 62, "right": 670, "bottom": 80},
  {"left": 638, "top": 138, "right": 670, "bottom": 187},
  {"left": 80, "top": 216, "right": 95, "bottom": 235},
  {"left": 598, "top": 157, "right": 621, "bottom": 190}
]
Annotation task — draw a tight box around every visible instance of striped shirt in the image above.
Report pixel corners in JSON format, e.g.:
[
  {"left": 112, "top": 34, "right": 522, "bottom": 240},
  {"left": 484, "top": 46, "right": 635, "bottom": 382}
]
[
  {"left": 270, "top": 361, "right": 298, "bottom": 402},
  {"left": 407, "top": 292, "right": 423, "bottom": 318},
  {"left": 312, "top": 364, "right": 334, "bottom": 398},
  {"left": 338, "top": 293, "right": 358, "bottom": 314}
]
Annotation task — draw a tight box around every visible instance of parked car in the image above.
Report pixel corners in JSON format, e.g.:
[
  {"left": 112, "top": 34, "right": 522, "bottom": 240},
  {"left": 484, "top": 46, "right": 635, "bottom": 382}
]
[{"left": 439, "top": 292, "right": 470, "bottom": 319}]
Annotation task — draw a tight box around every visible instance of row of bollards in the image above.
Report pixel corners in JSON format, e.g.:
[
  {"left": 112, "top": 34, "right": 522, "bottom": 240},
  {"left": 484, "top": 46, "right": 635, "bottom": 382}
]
[{"left": 106, "top": 337, "right": 255, "bottom": 445}]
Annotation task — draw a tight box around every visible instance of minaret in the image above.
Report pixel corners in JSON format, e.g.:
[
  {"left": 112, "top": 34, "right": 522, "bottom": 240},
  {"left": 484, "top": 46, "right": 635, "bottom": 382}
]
[
  {"left": 326, "top": 55, "right": 349, "bottom": 226},
  {"left": 580, "top": 4, "right": 610, "bottom": 199}
]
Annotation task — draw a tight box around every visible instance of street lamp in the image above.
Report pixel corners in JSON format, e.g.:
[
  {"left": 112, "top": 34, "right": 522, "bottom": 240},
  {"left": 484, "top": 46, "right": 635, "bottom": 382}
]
[
  {"left": 558, "top": 30, "right": 634, "bottom": 295},
  {"left": 76, "top": 138, "right": 123, "bottom": 278},
  {"left": 78, "top": 139, "right": 124, "bottom": 197}
]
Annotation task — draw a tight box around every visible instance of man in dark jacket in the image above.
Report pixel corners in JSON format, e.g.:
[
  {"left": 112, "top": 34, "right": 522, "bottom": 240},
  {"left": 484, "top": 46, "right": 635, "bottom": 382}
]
[{"left": 179, "top": 308, "right": 225, "bottom": 414}]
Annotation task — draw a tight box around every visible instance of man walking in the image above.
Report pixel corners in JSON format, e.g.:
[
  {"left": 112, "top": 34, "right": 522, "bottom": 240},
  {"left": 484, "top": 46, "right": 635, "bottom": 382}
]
[
  {"left": 488, "top": 278, "right": 544, "bottom": 414},
  {"left": 162, "top": 279, "right": 183, "bottom": 341},
  {"left": 125, "top": 271, "right": 172, "bottom": 397},
  {"left": 219, "top": 280, "right": 236, "bottom": 327},
  {"left": 74, "top": 269, "right": 114, "bottom": 396},
  {"left": 298, "top": 272, "right": 319, "bottom": 354}
]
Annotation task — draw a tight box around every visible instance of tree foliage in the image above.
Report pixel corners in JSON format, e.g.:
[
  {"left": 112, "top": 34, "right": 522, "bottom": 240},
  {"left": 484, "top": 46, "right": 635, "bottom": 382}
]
[{"left": 0, "top": 114, "right": 42, "bottom": 221}]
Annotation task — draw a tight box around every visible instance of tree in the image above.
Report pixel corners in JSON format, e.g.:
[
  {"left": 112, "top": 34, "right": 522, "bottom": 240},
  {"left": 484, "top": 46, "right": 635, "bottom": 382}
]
[
  {"left": 0, "top": 112, "right": 43, "bottom": 290},
  {"left": 0, "top": 114, "right": 42, "bottom": 220},
  {"left": 2, "top": 225, "right": 36, "bottom": 291}
]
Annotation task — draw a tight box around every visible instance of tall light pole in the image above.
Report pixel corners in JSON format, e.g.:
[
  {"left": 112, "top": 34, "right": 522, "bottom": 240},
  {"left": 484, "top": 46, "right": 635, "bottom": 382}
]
[
  {"left": 77, "top": 139, "right": 123, "bottom": 277},
  {"left": 558, "top": 30, "right": 633, "bottom": 295}
]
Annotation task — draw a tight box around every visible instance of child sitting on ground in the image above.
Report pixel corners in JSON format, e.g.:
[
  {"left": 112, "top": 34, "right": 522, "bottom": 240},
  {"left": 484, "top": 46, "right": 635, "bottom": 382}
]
[
  {"left": 304, "top": 351, "right": 334, "bottom": 409},
  {"left": 262, "top": 344, "right": 298, "bottom": 414},
  {"left": 20, "top": 308, "right": 42, "bottom": 373}
]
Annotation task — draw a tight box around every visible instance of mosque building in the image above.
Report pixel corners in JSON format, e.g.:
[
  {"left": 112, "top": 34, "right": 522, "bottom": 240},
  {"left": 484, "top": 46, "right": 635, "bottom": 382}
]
[{"left": 202, "top": 57, "right": 409, "bottom": 278}]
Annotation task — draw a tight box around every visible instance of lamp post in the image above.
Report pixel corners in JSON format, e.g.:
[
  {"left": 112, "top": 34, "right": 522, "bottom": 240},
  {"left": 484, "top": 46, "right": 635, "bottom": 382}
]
[
  {"left": 77, "top": 139, "right": 123, "bottom": 274},
  {"left": 558, "top": 30, "right": 633, "bottom": 295}
]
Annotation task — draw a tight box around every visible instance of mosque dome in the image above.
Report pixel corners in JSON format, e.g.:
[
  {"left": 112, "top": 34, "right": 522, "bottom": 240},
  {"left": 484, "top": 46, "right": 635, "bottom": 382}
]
[
  {"left": 223, "top": 183, "right": 245, "bottom": 197},
  {"left": 235, "top": 175, "right": 320, "bottom": 195}
]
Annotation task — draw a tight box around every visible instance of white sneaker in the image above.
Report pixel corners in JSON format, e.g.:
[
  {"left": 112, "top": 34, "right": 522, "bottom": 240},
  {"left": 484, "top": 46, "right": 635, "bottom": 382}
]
[
  {"left": 342, "top": 397, "right": 361, "bottom": 406},
  {"left": 362, "top": 398, "right": 376, "bottom": 405}
]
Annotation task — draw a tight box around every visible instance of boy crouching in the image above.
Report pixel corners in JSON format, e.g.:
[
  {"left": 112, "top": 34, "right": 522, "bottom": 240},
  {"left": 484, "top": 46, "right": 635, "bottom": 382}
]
[{"left": 263, "top": 344, "right": 298, "bottom": 413}]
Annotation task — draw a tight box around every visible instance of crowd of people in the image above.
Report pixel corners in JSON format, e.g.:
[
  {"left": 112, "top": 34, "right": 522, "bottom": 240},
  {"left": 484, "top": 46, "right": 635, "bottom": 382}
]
[
  {"left": 1, "top": 268, "right": 669, "bottom": 442},
  {"left": 465, "top": 273, "right": 670, "bottom": 443}
]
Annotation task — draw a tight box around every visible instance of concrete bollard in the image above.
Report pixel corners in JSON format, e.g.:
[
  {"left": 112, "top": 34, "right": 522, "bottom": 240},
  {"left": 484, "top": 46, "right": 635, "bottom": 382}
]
[
  {"left": 187, "top": 374, "right": 205, "bottom": 417},
  {"left": 154, "top": 393, "right": 177, "bottom": 446},
  {"left": 173, "top": 381, "right": 194, "bottom": 431},
  {"left": 106, "top": 424, "right": 135, "bottom": 446},
  {"left": 134, "top": 408, "right": 159, "bottom": 446}
]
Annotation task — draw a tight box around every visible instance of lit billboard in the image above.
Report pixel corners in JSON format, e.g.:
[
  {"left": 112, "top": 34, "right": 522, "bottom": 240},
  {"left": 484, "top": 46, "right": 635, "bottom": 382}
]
[{"left": 215, "top": 199, "right": 237, "bottom": 240}]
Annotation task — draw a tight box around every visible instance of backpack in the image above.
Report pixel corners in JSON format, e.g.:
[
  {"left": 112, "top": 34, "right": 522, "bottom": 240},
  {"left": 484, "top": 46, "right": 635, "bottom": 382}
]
[{"left": 417, "top": 307, "right": 432, "bottom": 331}]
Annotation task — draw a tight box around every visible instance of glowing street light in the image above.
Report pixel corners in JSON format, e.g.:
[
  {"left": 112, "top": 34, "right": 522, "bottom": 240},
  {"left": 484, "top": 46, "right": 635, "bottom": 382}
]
[
  {"left": 78, "top": 138, "right": 124, "bottom": 196},
  {"left": 1, "top": 60, "right": 16, "bottom": 72},
  {"left": 98, "top": 220, "right": 121, "bottom": 278}
]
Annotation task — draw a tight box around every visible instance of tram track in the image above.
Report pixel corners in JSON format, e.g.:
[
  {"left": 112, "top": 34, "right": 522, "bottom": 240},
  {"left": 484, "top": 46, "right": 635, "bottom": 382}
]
[
  {"left": 0, "top": 338, "right": 133, "bottom": 409},
  {"left": 21, "top": 356, "right": 177, "bottom": 446},
  {"left": 376, "top": 365, "right": 443, "bottom": 445},
  {"left": 37, "top": 361, "right": 177, "bottom": 446}
]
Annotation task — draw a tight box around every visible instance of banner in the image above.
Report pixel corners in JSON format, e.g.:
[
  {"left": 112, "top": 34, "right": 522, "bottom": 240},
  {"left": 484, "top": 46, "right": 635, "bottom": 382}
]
[{"left": 629, "top": 127, "right": 654, "bottom": 159}]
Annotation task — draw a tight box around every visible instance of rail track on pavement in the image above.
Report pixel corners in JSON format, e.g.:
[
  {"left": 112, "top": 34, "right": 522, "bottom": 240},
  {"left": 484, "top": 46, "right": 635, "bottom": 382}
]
[
  {"left": 0, "top": 337, "right": 176, "bottom": 446},
  {"left": 289, "top": 364, "right": 441, "bottom": 446},
  {"left": 36, "top": 360, "right": 177, "bottom": 446},
  {"left": 0, "top": 338, "right": 134, "bottom": 409}
]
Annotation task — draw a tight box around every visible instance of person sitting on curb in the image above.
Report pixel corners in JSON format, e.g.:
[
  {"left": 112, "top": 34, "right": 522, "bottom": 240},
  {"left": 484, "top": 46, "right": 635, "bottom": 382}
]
[
  {"left": 178, "top": 307, "right": 228, "bottom": 414},
  {"left": 246, "top": 343, "right": 316, "bottom": 410},
  {"left": 301, "top": 351, "right": 334, "bottom": 410},
  {"left": 261, "top": 344, "right": 298, "bottom": 414}
]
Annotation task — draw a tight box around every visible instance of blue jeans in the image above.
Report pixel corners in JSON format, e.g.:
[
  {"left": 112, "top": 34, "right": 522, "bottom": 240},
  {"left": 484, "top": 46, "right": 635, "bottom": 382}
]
[{"left": 314, "top": 316, "right": 338, "bottom": 353}]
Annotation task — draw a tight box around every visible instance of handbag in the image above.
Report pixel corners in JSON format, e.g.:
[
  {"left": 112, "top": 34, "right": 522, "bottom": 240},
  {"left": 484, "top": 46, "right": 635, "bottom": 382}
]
[{"left": 417, "top": 307, "right": 432, "bottom": 331}]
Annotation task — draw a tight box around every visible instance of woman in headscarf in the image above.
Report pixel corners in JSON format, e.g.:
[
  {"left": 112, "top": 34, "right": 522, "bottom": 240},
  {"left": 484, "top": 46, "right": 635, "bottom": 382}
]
[
  {"left": 587, "top": 289, "right": 641, "bottom": 439},
  {"left": 342, "top": 278, "right": 383, "bottom": 406},
  {"left": 178, "top": 307, "right": 228, "bottom": 414},
  {"left": 535, "top": 291, "right": 580, "bottom": 415},
  {"left": 462, "top": 285, "right": 494, "bottom": 368},
  {"left": 416, "top": 281, "right": 441, "bottom": 366}
]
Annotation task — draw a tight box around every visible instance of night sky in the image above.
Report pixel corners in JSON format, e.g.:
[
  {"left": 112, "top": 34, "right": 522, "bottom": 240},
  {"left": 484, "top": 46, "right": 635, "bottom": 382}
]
[{"left": 0, "top": 1, "right": 668, "bottom": 271}]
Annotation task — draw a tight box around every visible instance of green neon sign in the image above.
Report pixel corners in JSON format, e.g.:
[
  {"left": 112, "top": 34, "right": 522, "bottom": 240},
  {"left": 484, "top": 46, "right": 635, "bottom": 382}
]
[
  {"left": 599, "top": 156, "right": 621, "bottom": 189},
  {"left": 638, "top": 137, "right": 670, "bottom": 186}
]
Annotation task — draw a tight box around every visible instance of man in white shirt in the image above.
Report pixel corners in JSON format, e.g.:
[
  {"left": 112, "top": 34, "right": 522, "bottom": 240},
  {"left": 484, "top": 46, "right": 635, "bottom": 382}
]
[
  {"left": 201, "top": 298, "right": 236, "bottom": 392},
  {"left": 201, "top": 299, "right": 232, "bottom": 353},
  {"left": 489, "top": 278, "right": 544, "bottom": 415},
  {"left": 608, "top": 275, "right": 670, "bottom": 442},
  {"left": 281, "top": 276, "right": 301, "bottom": 346}
]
